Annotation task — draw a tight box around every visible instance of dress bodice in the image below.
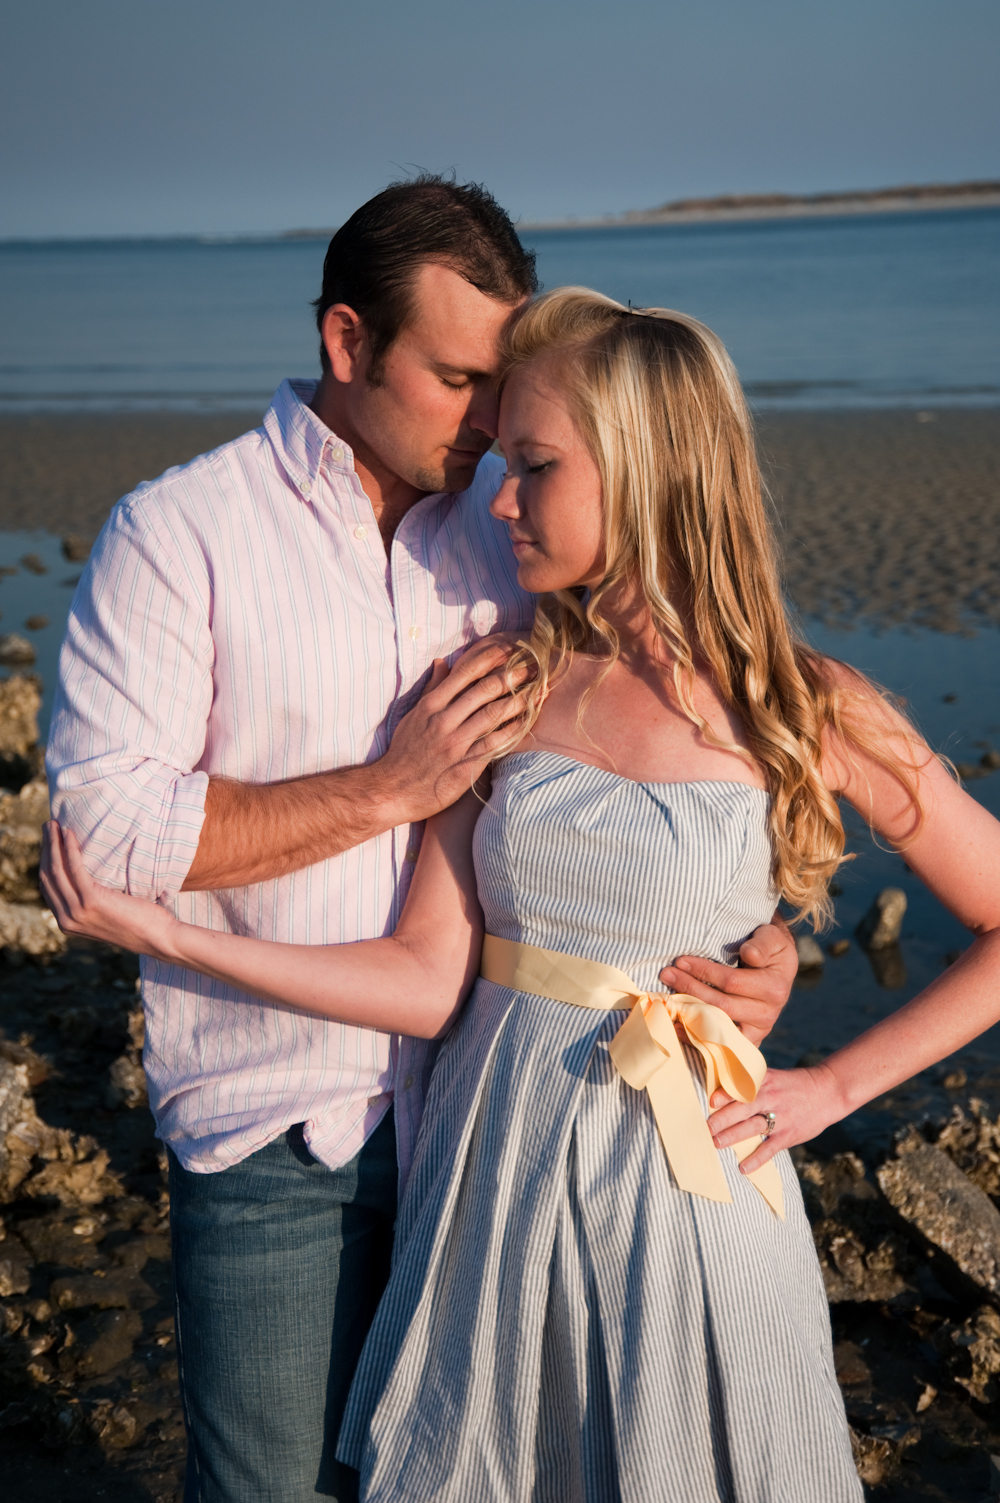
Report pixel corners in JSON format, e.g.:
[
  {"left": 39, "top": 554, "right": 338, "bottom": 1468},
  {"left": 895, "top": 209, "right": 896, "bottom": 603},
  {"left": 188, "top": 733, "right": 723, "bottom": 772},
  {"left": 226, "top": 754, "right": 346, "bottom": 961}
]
[{"left": 473, "top": 750, "right": 779, "bottom": 994}]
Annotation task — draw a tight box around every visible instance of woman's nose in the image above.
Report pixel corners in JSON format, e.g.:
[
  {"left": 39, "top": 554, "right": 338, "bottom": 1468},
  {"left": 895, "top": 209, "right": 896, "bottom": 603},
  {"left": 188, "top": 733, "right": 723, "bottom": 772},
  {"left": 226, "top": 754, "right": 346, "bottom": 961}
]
[{"left": 489, "top": 472, "right": 520, "bottom": 521}]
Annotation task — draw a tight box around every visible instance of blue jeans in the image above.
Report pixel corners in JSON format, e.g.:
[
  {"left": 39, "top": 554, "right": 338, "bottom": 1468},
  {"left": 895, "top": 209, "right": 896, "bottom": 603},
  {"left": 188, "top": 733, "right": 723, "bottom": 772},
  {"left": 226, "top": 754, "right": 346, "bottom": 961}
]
[{"left": 168, "top": 1111, "right": 397, "bottom": 1503}]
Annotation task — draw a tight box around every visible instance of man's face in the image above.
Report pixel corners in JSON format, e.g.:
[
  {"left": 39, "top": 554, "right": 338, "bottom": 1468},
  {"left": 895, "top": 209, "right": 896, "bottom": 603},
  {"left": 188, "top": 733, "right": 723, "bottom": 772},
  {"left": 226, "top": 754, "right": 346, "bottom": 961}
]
[{"left": 335, "top": 262, "right": 520, "bottom": 496}]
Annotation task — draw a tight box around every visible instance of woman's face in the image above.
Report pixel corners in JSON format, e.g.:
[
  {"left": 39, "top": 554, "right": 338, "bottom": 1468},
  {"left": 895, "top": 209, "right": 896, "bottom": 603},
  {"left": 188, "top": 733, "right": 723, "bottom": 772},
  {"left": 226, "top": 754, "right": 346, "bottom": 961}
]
[{"left": 490, "top": 361, "right": 605, "bottom": 595}]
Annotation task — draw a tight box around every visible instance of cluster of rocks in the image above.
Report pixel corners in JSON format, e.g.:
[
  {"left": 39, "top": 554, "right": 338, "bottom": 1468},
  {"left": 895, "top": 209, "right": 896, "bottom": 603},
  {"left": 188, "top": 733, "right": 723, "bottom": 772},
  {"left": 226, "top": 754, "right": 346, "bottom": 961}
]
[
  {"left": 0, "top": 671, "right": 185, "bottom": 1498},
  {"left": 796, "top": 1106, "right": 1000, "bottom": 1497},
  {"left": 0, "top": 535, "right": 90, "bottom": 671},
  {"left": 796, "top": 885, "right": 910, "bottom": 992},
  {"left": 0, "top": 674, "right": 63, "bottom": 960}
]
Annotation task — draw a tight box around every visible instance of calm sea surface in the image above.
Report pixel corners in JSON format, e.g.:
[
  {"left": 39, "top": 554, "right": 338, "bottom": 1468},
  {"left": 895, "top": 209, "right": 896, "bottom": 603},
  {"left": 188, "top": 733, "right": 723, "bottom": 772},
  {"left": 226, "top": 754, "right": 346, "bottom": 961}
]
[{"left": 2, "top": 207, "right": 998, "bottom": 412}]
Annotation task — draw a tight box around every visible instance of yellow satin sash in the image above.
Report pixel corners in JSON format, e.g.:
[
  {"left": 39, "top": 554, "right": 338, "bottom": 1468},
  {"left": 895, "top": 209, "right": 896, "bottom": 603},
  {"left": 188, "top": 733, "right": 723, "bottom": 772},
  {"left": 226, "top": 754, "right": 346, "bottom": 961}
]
[{"left": 480, "top": 934, "right": 784, "bottom": 1219}]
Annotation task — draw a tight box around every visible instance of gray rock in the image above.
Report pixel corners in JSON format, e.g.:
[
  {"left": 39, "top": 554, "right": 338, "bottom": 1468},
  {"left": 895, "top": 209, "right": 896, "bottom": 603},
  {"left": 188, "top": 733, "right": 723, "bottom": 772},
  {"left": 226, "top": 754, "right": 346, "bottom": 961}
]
[
  {"left": 0, "top": 897, "right": 66, "bottom": 955},
  {"left": 0, "top": 1253, "right": 31, "bottom": 1297},
  {"left": 0, "top": 777, "right": 50, "bottom": 902},
  {"left": 0, "top": 675, "right": 40, "bottom": 758},
  {"left": 857, "top": 887, "right": 907, "bottom": 948},
  {"left": 72, "top": 1308, "right": 143, "bottom": 1377},
  {"left": 949, "top": 1305, "right": 1000, "bottom": 1403},
  {"left": 61, "top": 535, "right": 92, "bottom": 564},
  {"left": 0, "top": 634, "right": 36, "bottom": 668},
  {"left": 105, "top": 1053, "right": 148, "bottom": 1110},
  {"left": 0, "top": 1057, "right": 29, "bottom": 1192},
  {"left": 795, "top": 933, "right": 825, "bottom": 971},
  {"left": 0, "top": 1224, "right": 32, "bottom": 1298},
  {"left": 88, "top": 1398, "right": 141, "bottom": 1450},
  {"left": 865, "top": 942, "right": 907, "bottom": 990},
  {"left": 877, "top": 1140, "right": 1000, "bottom": 1297},
  {"left": 50, "top": 1268, "right": 157, "bottom": 1312}
]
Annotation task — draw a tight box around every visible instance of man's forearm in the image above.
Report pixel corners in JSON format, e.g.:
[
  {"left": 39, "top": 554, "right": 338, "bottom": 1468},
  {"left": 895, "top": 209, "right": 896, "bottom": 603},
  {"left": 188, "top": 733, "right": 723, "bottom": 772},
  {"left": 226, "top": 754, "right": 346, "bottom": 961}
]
[
  {"left": 182, "top": 638, "right": 528, "bottom": 892},
  {"left": 181, "top": 762, "right": 399, "bottom": 891}
]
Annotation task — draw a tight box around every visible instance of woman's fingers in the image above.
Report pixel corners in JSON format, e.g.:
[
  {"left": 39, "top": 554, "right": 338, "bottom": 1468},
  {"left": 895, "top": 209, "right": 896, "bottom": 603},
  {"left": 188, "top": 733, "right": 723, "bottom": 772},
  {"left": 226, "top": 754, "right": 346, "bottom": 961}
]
[
  {"left": 735, "top": 1137, "right": 781, "bottom": 1175},
  {"left": 62, "top": 826, "right": 96, "bottom": 901},
  {"left": 710, "top": 1107, "right": 771, "bottom": 1151},
  {"left": 707, "top": 1063, "right": 842, "bottom": 1170},
  {"left": 40, "top": 822, "right": 83, "bottom": 932}
]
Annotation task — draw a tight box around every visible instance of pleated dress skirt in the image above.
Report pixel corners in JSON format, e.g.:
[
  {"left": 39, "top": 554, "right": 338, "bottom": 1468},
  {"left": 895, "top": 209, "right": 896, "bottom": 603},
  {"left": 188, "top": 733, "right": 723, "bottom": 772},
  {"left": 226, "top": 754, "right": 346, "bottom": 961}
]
[{"left": 338, "top": 752, "right": 861, "bottom": 1502}]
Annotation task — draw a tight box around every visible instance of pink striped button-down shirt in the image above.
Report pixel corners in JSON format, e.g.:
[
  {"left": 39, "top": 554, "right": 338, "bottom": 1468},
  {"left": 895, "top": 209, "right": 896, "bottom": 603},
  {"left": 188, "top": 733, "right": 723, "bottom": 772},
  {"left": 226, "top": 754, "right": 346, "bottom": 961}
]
[{"left": 47, "top": 379, "right": 533, "bottom": 1180}]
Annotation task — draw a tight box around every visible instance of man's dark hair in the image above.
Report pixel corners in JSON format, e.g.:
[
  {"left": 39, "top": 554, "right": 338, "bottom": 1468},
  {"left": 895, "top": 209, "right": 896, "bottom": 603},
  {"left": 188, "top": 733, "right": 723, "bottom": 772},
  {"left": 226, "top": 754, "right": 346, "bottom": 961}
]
[{"left": 313, "top": 175, "right": 538, "bottom": 381}]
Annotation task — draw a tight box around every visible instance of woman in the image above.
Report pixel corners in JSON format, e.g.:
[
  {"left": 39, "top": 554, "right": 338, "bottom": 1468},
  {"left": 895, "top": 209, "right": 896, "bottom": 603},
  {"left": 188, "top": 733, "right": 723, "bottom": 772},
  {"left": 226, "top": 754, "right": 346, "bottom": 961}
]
[{"left": 44, "top": 289, "right": 1000, "bottom": 1502}]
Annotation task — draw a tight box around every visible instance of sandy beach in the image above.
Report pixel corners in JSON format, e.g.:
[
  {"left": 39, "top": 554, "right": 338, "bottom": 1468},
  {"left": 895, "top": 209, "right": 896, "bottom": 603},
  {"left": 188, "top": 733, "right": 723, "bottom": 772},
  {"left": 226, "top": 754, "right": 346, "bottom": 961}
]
[{"left": 2, "top": 408, "right": 998, "bottom": 635}]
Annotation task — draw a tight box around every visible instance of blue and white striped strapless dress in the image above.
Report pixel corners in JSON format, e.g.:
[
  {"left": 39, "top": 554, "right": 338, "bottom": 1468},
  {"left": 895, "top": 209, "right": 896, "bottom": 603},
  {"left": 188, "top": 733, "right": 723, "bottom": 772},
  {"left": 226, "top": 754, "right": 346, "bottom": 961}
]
[{"left": 338, "top": 750, "right": 861, "bottom": 1502}]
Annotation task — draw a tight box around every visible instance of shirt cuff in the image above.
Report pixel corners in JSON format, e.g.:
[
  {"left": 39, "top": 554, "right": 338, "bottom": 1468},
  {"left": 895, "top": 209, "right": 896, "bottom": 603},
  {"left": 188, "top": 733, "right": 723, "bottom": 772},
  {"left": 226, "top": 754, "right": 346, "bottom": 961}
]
[{"left": 128, "top": 767, "right": 210, "bottom": 901}]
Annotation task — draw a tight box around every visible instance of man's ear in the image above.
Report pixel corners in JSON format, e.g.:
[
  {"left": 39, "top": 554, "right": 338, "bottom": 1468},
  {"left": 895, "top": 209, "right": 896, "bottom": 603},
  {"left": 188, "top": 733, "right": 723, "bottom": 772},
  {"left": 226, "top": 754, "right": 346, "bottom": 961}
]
[{"left": 321, "top": 304, "right": 367, "bottom": 384}]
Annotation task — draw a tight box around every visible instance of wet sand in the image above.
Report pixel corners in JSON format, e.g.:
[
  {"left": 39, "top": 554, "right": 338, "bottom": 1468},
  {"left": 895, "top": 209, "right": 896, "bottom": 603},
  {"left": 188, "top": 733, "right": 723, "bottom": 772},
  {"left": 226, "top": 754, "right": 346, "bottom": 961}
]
[
  {"left": 2, "top": 408, "right": 998, "bottom": 634},
  {"left": 759, "top": 409, "right": 1000, "bottom": 633},
  {"left": 0, "top": 411, "right": 264, "bottom": 538}
]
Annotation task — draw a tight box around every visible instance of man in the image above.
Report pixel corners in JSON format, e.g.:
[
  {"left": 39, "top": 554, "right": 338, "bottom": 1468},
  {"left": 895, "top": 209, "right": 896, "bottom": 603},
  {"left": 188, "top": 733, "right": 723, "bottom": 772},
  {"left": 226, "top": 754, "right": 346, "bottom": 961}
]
[{"left": 48, "top": 176, "right": 797, "bottom": 1502}]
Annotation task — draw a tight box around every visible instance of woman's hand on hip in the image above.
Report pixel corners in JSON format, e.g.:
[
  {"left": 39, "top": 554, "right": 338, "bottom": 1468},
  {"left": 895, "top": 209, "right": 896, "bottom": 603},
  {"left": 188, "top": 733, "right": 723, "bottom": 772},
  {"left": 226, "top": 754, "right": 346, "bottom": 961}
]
[
  {"left": 40, "top": 822, "right": 180, "bottom": 962},
  {"left": 706, "top": 1062, "right": 848, "bottom": 1174}
]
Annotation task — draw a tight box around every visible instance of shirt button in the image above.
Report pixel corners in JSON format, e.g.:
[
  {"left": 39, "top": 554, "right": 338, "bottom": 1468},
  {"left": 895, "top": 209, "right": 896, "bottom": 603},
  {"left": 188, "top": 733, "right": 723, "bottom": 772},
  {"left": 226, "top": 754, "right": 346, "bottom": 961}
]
[
  {"left": 405, "top": 847, "right": 419, "bottom": 862},
  {"left": 353, "top": 525, "right": 368, "bottom": 540},
  {"left": 300, "top": 479, "right": 312, "bottom": 496},
  {"left": 331, "top": 446, "right": 345, "bottom": 463},
  {"left": 408, "top": 626, "right": 420, "bottom": 641},
  {"left": 403, "top": 1074, "right": 414, "bottom": 1091}
]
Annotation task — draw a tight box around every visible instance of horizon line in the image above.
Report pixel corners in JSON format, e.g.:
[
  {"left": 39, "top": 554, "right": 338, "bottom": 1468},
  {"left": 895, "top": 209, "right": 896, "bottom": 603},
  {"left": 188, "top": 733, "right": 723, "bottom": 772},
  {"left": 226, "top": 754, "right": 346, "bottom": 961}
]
[{"left": 2, "top": 177, "right": 999, "bottom": 246}]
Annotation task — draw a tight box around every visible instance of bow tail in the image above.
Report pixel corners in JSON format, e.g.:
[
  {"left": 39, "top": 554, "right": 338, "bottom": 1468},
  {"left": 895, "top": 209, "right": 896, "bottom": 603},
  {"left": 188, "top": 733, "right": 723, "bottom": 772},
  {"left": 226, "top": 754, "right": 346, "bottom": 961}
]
[
  {"left": 733, "top": 1138, "right": 785, "bottom": 1219},
  {"left": 611, "top": 999, "right": 785, "bottom": 1218},
  {"left": 610, "top": 1001, "right": 733, "bottom": 1204},
  {"left": 643, "top": 1051, "right": 734, "bottom": 1204},
  {"left": 680, "top": 1033, "right": 784, "bottom": 1218}
]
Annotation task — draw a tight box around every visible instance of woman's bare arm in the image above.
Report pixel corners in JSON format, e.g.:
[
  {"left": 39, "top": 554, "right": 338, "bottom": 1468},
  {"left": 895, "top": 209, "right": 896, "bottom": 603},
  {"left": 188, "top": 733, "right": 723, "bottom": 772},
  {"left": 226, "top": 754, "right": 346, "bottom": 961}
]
[
  {"left": 709, "top": 677, "right": 1000, "bottom": 1169},
  {"left": 41, "top": 790, "right": 486, "bottom": 1040}
]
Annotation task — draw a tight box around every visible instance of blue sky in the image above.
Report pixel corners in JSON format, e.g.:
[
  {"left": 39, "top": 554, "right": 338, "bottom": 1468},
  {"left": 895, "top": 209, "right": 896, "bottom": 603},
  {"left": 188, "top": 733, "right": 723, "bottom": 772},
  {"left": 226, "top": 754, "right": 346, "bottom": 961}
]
[{"left": 2, "top": 0, "right": 997, "bottom": 238}]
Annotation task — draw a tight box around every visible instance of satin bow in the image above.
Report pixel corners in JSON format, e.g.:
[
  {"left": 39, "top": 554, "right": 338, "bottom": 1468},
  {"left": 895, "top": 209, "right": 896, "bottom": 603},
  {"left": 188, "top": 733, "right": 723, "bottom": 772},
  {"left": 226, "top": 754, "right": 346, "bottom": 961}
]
[{"left": 480, "top": 935, "right": 784, "bottom": 1218}]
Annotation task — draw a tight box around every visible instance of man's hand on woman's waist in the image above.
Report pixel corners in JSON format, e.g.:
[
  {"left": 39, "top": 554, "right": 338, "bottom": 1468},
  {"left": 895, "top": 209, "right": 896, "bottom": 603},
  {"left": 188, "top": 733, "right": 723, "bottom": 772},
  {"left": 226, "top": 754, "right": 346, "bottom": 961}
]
[{"left": 659, "top": 915, "right": 798, "bottom": 1048}]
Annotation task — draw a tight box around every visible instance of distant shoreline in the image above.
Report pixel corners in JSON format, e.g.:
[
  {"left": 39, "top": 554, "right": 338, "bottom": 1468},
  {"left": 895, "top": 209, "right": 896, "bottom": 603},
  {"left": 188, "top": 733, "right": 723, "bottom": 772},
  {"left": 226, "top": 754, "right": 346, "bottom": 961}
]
[
  {"left": 3, "top": 180, "right": 998, "bottom": 246},
  {"left": 520, "top": 180, "right": 1000, "bottom": 232}
]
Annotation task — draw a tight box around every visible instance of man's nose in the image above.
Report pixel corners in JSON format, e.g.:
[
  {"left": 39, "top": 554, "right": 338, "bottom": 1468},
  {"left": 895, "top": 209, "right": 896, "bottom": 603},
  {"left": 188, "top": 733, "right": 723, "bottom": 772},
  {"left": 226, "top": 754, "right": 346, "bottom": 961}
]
[{"left": 467, "top": 383, "right": 501, "bottom": 441}]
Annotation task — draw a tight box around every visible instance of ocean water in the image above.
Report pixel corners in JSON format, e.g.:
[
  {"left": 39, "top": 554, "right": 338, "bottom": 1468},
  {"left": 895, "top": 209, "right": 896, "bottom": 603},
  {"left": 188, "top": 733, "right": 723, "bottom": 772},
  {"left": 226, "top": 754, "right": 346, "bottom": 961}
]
[{"left": 1, "top": 207, "right": 998, "bottom": 412}]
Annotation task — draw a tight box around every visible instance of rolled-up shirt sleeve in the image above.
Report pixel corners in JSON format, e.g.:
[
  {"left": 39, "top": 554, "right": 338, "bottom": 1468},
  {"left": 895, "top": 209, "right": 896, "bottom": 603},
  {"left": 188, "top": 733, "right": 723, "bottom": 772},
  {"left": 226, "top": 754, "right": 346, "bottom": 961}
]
[{"left": 46, "top": 496, "right": 214, "bottom": 901}]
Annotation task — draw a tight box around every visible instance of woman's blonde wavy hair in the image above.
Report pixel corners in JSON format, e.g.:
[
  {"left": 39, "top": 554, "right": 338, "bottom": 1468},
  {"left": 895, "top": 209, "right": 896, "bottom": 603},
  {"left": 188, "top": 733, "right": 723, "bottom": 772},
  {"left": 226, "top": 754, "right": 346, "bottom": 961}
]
[{"left": 498, "top": 287, "right": 924, "bottom": 930}]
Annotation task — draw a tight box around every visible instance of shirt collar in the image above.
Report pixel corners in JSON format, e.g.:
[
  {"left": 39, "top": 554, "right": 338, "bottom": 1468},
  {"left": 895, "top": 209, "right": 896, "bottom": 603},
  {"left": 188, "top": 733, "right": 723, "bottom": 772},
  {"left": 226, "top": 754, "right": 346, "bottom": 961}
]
[{"left": 263, "top": 378, "right": 356, "bottom": 500}]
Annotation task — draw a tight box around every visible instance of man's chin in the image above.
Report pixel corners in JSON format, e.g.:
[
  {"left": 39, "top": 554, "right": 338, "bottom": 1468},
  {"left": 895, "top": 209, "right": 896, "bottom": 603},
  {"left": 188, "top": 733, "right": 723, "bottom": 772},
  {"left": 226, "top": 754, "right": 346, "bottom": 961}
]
[{"left": 413, "top": 455, "right": 485, "bottom": 496}]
